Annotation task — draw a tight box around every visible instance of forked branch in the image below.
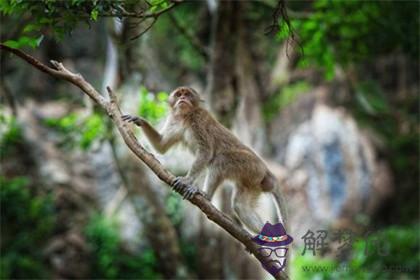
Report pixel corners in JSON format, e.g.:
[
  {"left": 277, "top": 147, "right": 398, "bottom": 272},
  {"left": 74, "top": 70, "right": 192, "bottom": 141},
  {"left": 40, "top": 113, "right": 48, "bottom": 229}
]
[{"left": 0, "top": 44, "right": 288, "bottom": 280}]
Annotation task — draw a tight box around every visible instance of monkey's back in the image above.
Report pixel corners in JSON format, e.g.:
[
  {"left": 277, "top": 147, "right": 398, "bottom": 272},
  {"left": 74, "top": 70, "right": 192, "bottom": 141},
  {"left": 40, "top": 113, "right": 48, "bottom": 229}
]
[
  {"left": 186, "top": 107, "right": 248, "bottom": 150},
  {"left": 186, "top": 108, "right": 268, "bottom": 187}
]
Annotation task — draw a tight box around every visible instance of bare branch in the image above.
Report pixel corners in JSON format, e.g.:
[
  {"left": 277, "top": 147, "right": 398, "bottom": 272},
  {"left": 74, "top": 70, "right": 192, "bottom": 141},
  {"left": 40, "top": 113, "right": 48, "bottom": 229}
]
[
  {"left": 130, "top": 18, "right": 157, "bottom": 40},
  {"left": 95, "top": 1, "right": 181, "bottom": 40},
  {"left": 100, "top": 2, "right": 178, "bottom": 19},
  {"left": 0, "top": 44, "right": 288, "bottom": 280}
]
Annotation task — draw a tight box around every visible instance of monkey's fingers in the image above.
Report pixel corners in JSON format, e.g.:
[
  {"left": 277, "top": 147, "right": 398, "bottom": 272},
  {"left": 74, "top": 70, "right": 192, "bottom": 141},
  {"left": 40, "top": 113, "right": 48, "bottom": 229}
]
[
  {"left": 122, "top": 115, "right": 136, "bottom": 122},
  {"left": 122, "top": 115, "right": 132, "bottom": 122},
  {"left": 171, "top": 177, "right": 197, "bottom": 199},
  {"left": 122, "top": 115, "right": 143, "bottom": 126},
  {"left": 171, "top": 177, "right": 183, "bottom": 191},
  {"left": 182, "top": 185, "right": 198, "bottom": 200}
]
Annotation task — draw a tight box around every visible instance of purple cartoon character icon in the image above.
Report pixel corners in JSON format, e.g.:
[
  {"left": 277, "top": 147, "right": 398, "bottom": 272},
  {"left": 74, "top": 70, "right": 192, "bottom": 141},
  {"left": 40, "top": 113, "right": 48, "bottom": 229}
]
[{"left": 252, "top": 222, "right": 293, "bottom": 277}]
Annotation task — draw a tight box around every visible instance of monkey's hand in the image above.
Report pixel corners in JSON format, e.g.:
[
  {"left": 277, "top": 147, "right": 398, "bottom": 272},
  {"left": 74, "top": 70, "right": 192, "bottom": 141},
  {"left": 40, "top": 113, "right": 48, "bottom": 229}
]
[
  {"left": 171, "top": 176, "right": 198, "bottom": 200},
  {"left": 122, "top": 114, "right": 145, "bottom": 127}
]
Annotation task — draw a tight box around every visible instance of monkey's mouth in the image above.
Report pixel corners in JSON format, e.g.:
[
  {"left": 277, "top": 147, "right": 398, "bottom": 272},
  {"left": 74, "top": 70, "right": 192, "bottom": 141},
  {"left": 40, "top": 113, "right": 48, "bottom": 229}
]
[{"left": 176, "top": 100, "right": 191, "bottom": 107}]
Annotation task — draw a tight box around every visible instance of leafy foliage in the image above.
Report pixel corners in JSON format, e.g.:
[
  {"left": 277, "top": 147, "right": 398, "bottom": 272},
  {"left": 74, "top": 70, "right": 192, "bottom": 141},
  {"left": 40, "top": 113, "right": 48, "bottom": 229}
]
[
  {"left": 281, "top": 1, "right": 419, "bottom": 79},
  {"left": 350, "top": 224, "right": 420, "bottom": 279},
  {"left": 84, "top": 214, "right": 161, "bottom": 279},
  {"left": 3, "top": 35, "right": 44, "bottom": 49},
  {"left": 148, "top": 0, "right": 172, "bottom": 13},
  {"left": 0, "top": 112, "right": 23, "bottom": 158},
  {"left": 44, "top": 112, "right": 106, "bottom": 150},
  {"left": 138, "top": 87, "right": 169, "bottom": 124},
  {"left": 292, "top": 224, "right": 420, "bottom": 280},
  {"left": 0, "top": 176, "right": 56, "bottom": 279},
  {"left": 0, "top": 0, "right": 114, "bottom": 46},
  {"left": 0, "top": 0, "right": 173, "bottom": 48}
]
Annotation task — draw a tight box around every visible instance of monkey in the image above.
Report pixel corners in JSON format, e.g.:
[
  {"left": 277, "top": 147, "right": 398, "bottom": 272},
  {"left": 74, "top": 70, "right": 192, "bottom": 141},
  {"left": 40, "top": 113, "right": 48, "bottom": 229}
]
[{"left": 122, "top": 86, "right": 287, "bottom": 234}]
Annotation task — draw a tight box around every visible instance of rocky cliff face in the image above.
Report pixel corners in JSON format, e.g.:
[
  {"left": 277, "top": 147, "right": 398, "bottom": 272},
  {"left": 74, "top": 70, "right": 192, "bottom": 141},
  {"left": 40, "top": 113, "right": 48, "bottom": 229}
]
[{"left": 269, "top": 87, "right": 393, "bottom": 238}]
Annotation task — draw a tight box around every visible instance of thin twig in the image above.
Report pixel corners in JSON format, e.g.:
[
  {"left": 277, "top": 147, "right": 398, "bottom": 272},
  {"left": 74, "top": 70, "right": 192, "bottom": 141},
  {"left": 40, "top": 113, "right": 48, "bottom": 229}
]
[
  {"left": 130, "top": 18, "right": 157, "bottom": 40},
  {"left": 0, "top": 44, "right": 288, "bottom": 280},
  {"left": 130, "top": 2, "right": 180, "bottom": 40},
  {"left": 100, "top": 2, "right": 178, "bottom": 19}
]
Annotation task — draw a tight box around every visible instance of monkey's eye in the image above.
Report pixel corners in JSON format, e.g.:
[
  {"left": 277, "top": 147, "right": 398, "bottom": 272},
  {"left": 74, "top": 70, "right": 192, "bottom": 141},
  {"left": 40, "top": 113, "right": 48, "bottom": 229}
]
[{"left": 175, "top": 91, "right": 181, "bottom": 98}]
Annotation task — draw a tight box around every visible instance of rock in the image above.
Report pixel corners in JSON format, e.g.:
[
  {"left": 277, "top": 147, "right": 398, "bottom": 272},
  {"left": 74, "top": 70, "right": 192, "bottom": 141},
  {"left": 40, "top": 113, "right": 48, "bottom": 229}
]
[{"left": 269, "top": 87, "right": 393, "bottom": 238}]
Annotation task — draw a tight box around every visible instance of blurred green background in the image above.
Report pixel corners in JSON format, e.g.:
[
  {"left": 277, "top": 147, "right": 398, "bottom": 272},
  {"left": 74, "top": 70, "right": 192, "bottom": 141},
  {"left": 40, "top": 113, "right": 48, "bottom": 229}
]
[{"left": 1, "top": 0, "right": 418, "bottom": 279}]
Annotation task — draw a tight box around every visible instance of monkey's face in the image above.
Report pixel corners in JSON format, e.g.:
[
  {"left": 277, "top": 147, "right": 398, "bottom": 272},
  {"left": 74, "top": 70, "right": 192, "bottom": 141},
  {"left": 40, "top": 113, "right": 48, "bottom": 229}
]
[{"left": 169, "top": 87, "right": 200, "bottom": 113}]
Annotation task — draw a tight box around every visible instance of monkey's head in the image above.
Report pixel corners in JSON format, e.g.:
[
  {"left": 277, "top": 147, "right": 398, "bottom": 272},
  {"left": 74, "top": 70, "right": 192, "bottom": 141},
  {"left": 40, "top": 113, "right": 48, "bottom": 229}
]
[{"left": 168, "top": 87, "right": 202, "bottom": 114}]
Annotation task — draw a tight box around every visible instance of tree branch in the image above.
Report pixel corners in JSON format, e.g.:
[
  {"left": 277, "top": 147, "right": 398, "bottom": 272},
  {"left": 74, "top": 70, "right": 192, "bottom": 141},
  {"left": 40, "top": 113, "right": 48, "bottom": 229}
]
[
  {"left": 130, "top": 18, "right": 157, "bottom": 41},
  {"left": 0, "top": 44, "right": 288, "bottom": 280},
  {"left": 100, "top": 1, "right": 179, "bottom": 19},
  {"left": 103, "top": 1, "right": 180, "bottom": 40}
]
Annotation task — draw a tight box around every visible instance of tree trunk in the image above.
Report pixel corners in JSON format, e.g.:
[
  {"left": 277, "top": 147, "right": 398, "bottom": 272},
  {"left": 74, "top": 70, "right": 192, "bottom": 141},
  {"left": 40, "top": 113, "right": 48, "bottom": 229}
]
[
  {"left": 102, "top": 17, "right": 190, "bottom": 278},
  {"left": 202, "top": 1, "right": 265, "bottom": 278}
]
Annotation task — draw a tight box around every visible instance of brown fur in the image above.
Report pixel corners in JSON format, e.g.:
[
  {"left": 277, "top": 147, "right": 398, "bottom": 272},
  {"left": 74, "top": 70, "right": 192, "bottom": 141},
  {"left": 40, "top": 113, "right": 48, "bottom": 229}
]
[{"left": 123, "top": 87, "right": 287, "bottom": 233}]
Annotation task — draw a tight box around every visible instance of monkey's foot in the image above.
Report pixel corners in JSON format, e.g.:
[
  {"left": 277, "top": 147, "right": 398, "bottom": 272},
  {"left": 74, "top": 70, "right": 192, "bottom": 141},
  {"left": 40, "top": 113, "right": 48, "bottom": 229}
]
[
  {"left": 172, "top": 177, "right": 198, "bottom": 200},
  {"left": 122, "top": 114, "right": 144, "bottom": 126}
]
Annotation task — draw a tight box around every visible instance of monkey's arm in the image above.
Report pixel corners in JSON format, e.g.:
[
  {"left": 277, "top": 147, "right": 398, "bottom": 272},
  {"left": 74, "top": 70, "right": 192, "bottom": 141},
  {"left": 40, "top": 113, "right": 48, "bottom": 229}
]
[{"left": 122, "top": 115, "right": 181, "bottom": 154}]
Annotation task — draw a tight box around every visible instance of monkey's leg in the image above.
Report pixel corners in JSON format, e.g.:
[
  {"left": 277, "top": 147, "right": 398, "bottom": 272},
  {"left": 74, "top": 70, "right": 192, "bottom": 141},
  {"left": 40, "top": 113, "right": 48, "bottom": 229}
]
[
  {"left": 203, "top": 171, "right": 223, "bottom": 200},
  {"left": 232, "top": 190, "right": 265, "bottom": 234}
]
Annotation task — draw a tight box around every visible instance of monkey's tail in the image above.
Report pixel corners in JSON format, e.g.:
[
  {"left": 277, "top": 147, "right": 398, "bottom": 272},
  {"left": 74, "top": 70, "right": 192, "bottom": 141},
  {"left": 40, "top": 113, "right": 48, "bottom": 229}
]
[
  {"left": 271, "top": 186, "right": 289, "bottom": 230},
  {"left": 261, "top": 171, "right": 289, "bottom": 229}
]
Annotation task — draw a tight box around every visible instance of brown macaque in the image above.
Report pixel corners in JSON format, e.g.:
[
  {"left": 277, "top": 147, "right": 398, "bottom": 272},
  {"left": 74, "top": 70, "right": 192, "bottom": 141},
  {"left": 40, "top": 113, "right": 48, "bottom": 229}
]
[{"left": 122, "top": 86, "right": 287, "bottom": 233}]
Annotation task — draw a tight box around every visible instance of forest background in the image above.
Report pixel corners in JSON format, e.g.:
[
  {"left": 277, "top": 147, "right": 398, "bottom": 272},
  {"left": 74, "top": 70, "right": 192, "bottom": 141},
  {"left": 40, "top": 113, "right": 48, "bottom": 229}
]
[{"left": 0, "top": 0, "right": 419, "bottom": 279}]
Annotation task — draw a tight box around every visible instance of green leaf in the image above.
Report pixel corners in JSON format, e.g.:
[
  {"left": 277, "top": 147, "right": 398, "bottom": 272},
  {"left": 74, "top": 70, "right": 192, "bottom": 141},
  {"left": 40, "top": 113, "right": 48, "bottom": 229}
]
[
  {"left": 138, "top": 87, "right": 169, "bottom": 124},
  {"left": 90, "top": 9, "right": 98, "bottom": 21},
  {"left": 23, "top": 24, "right": 40, "bottom": 33},
  {"left": 3, "top": 40, "right": 20, "bottom": 49},
  {"left": 2, "top": 35, "right": 43, "bottom": 49}
]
